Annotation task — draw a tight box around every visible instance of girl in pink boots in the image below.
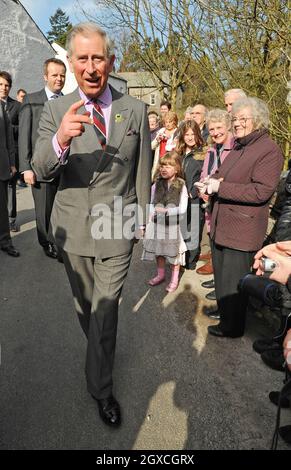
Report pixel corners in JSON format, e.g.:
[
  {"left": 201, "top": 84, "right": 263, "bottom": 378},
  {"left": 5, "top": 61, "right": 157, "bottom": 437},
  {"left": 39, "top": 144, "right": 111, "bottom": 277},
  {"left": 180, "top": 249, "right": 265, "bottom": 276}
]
[{"left": 142, "top": 152, "right": 188, "bottom": 292}]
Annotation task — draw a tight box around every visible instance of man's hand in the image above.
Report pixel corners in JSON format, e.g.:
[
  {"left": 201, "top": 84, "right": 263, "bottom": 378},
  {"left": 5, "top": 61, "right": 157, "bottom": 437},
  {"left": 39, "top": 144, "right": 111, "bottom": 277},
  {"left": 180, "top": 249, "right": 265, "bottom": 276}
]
[
  {"left": 10, "top": 166, "right": 17, "bottom": 176},
  {"left": 56, "top": 99, "right": 92, "bottom": 149},
  {"left": 23, "top": 170, "right": 36, "bottom": 185},
  {"left": 253, "top": 242, "right": 291, "bottom": 284}
]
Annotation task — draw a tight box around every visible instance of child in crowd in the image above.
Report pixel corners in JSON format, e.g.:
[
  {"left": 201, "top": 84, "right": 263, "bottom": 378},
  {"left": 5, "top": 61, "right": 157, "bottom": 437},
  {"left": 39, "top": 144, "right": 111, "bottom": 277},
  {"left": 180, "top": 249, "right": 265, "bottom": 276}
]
[{"left": 142, "top": 152, "right": 188, "bottom": 292}]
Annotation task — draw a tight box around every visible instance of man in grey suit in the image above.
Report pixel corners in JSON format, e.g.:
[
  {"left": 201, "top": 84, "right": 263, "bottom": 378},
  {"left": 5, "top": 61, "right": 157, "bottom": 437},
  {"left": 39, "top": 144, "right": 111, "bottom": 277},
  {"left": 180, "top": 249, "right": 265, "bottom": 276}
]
[
  {"left": 32, "top": 23, "right": 152, "bottom": 427},
  {"left": 0, "top": 101, "right": 20, "bottom": 257},
  {"left": 19, "top": 58, "right": 66, "bottom": 259}
]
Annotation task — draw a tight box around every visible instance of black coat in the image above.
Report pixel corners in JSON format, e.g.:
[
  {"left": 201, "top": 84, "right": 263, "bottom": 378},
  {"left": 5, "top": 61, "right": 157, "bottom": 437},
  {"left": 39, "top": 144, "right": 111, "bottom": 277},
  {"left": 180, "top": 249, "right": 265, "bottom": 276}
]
[
  {"left": 6, "top": 96, "right": 21, "bottom": 167},
  {"left": 275, "top": 170, "right": 291, "bottom": 241},
  {"left": 182, "top": 150, "right": 203, "bottom": 203}
]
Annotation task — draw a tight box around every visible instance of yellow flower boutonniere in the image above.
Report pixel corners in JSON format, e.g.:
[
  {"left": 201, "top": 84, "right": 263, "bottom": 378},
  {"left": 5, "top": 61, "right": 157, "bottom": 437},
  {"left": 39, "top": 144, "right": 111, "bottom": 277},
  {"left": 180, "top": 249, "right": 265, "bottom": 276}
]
[{"left": 115, "top": 113, "right": 124, "bottom": 123}]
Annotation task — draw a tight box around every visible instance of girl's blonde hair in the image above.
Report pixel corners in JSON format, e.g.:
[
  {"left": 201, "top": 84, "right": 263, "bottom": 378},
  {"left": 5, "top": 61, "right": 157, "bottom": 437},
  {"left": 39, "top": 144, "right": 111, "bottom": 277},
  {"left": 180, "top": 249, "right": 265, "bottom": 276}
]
[{"left": 156, "top": 151, "right": 184, "bottom": 180}]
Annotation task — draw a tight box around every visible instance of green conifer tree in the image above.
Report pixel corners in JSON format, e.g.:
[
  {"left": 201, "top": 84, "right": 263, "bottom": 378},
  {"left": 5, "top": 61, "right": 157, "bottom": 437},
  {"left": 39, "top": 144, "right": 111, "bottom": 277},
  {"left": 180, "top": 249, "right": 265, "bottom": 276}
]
[{"left": 47, "top": 8, "right": 72, "bottom": 47}]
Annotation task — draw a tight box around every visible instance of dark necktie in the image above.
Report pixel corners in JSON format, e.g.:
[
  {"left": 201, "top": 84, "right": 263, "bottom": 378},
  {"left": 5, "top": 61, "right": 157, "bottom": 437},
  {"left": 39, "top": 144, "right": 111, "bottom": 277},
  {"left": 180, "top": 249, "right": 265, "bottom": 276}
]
[
  {"left": 50, "top": 94, "right": 59, "bottom": 100},
  {"left": 1, "top": 99, "right": 7, "bottom": 112},
  {"left": 93, "top": 101, "right": 106, "bottom": 148}
]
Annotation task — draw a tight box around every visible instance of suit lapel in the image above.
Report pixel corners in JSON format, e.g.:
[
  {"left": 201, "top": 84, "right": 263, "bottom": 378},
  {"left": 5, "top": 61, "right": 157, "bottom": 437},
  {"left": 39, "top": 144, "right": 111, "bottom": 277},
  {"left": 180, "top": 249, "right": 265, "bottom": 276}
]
[
  {"left": 107, "top": 93, "right": 130, "bottom": 151},
  {"left": 90, "top": 88, "right": 131, "bottom": 182},
  {"left": 40, "top": 88, "right": 48, "bottom": 104}
]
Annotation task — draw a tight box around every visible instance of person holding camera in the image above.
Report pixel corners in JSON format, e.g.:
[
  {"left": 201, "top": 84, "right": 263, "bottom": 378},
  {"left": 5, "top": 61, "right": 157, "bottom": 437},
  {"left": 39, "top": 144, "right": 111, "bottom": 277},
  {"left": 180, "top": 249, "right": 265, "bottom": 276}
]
[
  {"left": 254, "top": 241, "right": 291, "bottom": 445},
  {"left": 195, "top": 97, "right": 283, "bottom": 338},
  {"left": 151, "top": 111, "right": 179, "bottom": 180}
]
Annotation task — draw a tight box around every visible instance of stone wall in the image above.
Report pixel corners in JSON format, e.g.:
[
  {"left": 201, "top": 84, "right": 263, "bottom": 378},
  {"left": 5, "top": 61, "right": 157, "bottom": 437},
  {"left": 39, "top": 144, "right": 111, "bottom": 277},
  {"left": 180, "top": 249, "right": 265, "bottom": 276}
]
[{"left": 0, "top": 0, "right": 55, "bottom": 97}]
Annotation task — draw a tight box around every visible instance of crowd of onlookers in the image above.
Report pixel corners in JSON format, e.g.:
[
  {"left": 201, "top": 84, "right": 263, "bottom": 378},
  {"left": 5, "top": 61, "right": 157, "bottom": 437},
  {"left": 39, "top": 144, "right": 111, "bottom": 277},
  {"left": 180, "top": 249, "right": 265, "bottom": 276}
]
[{"left": 145, "top": 91, "right": 291, "bottom": 446}]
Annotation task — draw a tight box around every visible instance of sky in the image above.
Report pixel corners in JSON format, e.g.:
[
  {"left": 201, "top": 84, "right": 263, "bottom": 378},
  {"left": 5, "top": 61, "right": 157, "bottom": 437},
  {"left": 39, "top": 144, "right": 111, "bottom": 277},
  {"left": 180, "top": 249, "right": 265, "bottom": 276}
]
[{"left": 20, "top": 0, "right": 96, "bottom": 36}]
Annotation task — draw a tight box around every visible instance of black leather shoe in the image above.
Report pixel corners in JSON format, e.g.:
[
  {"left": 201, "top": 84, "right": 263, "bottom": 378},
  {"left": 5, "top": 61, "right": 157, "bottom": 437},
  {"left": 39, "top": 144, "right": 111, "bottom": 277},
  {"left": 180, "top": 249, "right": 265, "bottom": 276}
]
[
  {"left": 278, "top": 425, "right": 291, "bottom": 444},
  {"left": 201, "top": 279, "right": 215, "bottom": 289},
  {"left": 208, "top": 324, "right": 227, "bottom": 337},
  {"left": 208, "top": 324, "right": 242, "bottom": 338},
  {"left": 204, "top": 310, "right": 220, "bottom": 320},
  {"left": 253, "top": 337, "right": 282, "bottom": 354},
  {"left": 43, "top": 243, "right": 58, "bottom": 259},
  {"left": 1, "top": 245, "right": 20, "bottom": 257},
  {"left": 269, "top": 391, "right": 290, "bottom": 408},
  {"left": 96, "top": 396, "right": 121, "bottom": 427},
  {"left": 205, "top": 290, "right": 216, "bottom": 300},
  {"left": 261, "top": 348, "right": 285, "bottom": 372}
]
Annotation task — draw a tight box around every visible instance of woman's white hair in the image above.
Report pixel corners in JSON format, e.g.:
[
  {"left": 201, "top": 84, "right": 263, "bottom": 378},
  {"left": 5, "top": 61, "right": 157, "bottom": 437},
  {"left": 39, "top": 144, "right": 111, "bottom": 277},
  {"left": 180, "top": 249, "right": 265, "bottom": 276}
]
[
  {"left": 231, "top": 97, "right": 270, "bottom": 129},
  {"left": 206, "top": 108, "right": 231, "bottom": 128},
  {"left": 66, "top": 22, "right": 115, "bottom": 58}
]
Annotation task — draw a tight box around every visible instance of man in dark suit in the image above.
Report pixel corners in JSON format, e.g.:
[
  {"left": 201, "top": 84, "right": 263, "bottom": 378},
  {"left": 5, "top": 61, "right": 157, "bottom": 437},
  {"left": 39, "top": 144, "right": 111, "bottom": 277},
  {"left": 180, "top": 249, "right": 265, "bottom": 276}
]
[
  {"left": 19, "top": 58, "right": 66, "bottom": 259},
  {"left": 32, "top": 23, "right": 152, "bottom": 427},
  {"left": 0, "top": 71, "right": 21, "bottom": 232},
  {"left": 0, "top": 101, "right": 20, "bottom": 257}
]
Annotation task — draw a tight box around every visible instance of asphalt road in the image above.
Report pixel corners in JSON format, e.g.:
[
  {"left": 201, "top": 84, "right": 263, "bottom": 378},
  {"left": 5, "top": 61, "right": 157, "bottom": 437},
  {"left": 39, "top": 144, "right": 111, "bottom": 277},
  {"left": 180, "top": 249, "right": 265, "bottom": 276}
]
[{"left": 0, "top": 186, "right": 290, "bottom": 450}]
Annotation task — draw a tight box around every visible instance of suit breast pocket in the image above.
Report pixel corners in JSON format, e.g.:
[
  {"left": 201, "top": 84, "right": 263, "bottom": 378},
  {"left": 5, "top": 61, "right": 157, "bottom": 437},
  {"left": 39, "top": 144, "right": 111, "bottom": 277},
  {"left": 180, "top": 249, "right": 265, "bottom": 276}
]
[{"left": 120, "top": 134, "right": 140, "bottom": 161}]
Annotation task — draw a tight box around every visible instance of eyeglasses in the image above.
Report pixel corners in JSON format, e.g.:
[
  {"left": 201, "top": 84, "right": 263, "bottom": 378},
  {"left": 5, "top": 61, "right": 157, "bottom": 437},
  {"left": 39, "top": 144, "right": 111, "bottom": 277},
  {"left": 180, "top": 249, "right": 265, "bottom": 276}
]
[{"left": 231, "top": 116, "right": 253, "bottom": 124}]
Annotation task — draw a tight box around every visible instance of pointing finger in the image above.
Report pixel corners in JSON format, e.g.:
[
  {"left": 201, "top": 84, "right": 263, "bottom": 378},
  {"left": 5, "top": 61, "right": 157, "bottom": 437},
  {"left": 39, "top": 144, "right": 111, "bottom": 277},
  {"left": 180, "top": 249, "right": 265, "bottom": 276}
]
[{"left": 67, "top": 99, "right": 85, "bottom": 115}]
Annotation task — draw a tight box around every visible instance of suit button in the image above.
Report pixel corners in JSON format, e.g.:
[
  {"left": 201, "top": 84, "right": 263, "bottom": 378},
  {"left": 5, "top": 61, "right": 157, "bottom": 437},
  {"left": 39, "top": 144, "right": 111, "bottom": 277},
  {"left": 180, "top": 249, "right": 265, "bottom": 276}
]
[{"left": 124, "top": 157, "right": 128, "bottom": 161}]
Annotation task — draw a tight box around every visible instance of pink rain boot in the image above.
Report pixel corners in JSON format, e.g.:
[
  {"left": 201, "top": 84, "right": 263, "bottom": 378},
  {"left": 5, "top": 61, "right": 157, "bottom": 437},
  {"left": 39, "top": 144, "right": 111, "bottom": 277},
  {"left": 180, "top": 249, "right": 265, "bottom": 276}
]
[
  {"left": 166, "top": 268, "right": 179, "bottom": 292},
  {"left": 148, "top": 268, "right": 165, "bottom": 286}
]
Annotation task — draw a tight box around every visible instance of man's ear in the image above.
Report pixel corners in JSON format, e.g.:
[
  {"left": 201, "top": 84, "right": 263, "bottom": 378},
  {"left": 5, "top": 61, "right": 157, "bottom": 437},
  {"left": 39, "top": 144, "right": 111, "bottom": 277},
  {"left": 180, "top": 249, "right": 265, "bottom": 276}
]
[
  {"left": 109, "top": 55, "right": 115, "bottom": 72},
  {"left": 67, "top": 55, "right": 74, "bottom": 73}
]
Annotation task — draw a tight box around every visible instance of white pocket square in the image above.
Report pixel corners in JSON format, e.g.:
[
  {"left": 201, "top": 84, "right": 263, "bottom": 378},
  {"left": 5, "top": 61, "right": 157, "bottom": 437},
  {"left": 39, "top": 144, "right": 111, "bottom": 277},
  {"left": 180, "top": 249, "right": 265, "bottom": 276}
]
[{"left": 126, "top": 129, "right": 138, "bottom": 136}]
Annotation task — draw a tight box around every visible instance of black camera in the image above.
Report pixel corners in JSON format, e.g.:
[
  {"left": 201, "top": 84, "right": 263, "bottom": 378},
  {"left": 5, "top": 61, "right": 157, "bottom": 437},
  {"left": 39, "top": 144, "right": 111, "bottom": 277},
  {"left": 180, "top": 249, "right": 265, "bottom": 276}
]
[{"left": 239, "top": 274, "right": 291, "bottom": 309}]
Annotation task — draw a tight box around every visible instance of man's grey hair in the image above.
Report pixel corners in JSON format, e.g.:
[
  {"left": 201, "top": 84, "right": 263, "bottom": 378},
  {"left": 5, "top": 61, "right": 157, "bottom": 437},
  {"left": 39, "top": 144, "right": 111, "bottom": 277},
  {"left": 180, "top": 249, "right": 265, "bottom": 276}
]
[
  {"left": 185, "top": 106, "right": 194, "bottom": 113},
  {"left": 206, "top": 108, "right": 231, "bottom": 128},
  {"left": 224, "top": 88, "right": 247, "bottom": 99},
  {"left": 66, "top": 22, "right": 115, "bottom": 58},
  {"left": 231, "top": 97, "right": 270, "bottom": 129}
]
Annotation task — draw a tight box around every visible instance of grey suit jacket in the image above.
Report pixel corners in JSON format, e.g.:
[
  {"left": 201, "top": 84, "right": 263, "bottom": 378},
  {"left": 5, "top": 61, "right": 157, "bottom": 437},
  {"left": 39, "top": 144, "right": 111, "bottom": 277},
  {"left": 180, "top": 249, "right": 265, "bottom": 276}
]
[
  {"left": 31, "top": 87, "right": 152, "bottom": 257},
  {"left": 0, "top": 101, "right": 15, "bottom": 181},
  {"left": 18, "top": 88, "right": 47, "bottom": 177}
]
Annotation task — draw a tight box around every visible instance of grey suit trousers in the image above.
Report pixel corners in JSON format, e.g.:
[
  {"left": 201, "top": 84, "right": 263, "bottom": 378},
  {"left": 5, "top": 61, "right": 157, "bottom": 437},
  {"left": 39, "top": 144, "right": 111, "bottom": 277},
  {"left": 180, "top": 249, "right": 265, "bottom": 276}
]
[
  {"left": 62, "top": 250, "right": 132, "bottom": 399},
  {"left": 32, "top": 179, "right": 59, "bottom": 247}
]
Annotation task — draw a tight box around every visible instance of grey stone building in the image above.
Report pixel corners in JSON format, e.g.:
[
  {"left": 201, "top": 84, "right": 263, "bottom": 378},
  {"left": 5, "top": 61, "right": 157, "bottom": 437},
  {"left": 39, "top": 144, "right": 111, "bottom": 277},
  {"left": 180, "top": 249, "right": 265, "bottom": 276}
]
[
  {"left": 117, "top": 71, "right": 183, "bottom": 111},
  {"left": 0, "top": 0, "right": 55, "bottom": 98}
]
